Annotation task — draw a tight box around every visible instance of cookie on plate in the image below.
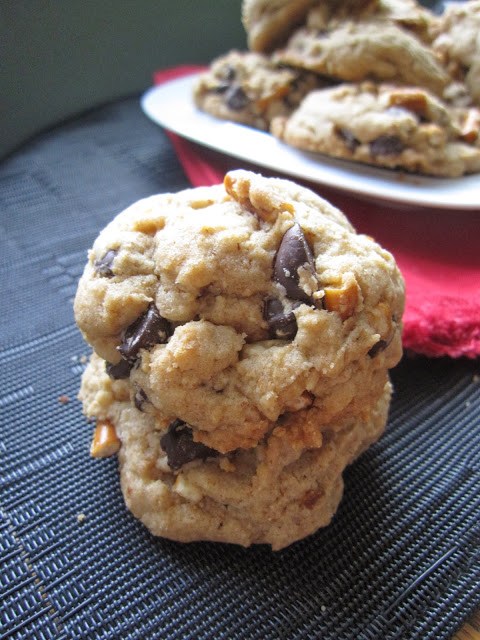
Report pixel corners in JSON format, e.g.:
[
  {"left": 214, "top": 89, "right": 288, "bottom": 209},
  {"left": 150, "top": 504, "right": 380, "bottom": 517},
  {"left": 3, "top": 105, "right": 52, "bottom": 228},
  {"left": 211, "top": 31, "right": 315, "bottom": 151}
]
[
  {"left": 305, "top": 0, "right": 438, "bottom": 43},
  {"left": 270, "top": 82, "right": 480, "bottom": 176},
  {"left": 273, "top": 18, "right": 449, "bottom": 95},
  {"left": 75, "top": 170, "right": 405, "bottom": 549},
  {"left": 241, "top": 0, "right": 318, "bottom": 53},
  {"left": 193, "top": 49, "right": 330, "bottom": 130},
  {"left": 432, "top": 0, "right": 480, "bottom": 106}
]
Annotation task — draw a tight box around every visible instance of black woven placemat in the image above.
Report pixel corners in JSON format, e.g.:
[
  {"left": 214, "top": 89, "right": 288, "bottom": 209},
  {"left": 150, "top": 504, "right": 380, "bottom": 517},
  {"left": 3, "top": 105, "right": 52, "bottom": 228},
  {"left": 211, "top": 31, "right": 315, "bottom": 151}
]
[{"left": 0, "top": 97, "right": 479, "bottom": 640}]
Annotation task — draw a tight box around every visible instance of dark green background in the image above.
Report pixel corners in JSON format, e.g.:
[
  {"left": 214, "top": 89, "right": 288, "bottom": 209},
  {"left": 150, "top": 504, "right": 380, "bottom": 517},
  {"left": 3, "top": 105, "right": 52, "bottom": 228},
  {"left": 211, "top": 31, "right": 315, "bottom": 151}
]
[{"left": 1, "top": 1, "right": 246, "bottom": 159}]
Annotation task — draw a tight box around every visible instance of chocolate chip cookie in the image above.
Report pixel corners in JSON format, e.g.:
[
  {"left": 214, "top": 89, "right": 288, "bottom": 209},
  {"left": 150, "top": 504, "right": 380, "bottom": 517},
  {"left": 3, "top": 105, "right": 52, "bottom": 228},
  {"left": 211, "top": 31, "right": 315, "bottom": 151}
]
[
  {"left": 75, "top": 170, "right": 405, "bottom": 549},
  {"left": 432, "top": 0, "right": 480, "bottom": 106},
  {"left": 270, "top": 82, "right": 480, "bottom": 176},
  {"left": 241, "top": 0, "right": 318, "bottom": 52},
  {"left": 305, "top": 0, "right": 439, "bottom": 43},
  {"left": 193, "top": 49, "right": 329, "bottom": 130},
  {"left": 273, "top": 17, "right": 449, "bottom": 95}
]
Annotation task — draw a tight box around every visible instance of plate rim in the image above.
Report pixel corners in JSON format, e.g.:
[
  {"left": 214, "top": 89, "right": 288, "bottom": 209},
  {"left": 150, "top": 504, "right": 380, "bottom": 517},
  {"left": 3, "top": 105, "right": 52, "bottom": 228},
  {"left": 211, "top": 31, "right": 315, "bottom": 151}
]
[{"left": 141, "top": 73, "right": 480, "bottom": 211}]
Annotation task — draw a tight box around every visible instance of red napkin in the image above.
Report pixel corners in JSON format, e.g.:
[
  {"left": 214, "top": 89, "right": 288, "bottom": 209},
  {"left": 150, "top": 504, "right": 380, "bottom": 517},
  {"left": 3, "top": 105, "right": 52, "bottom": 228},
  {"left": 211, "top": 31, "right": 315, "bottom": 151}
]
[{"left": 152, "top": 67, "right": 480, "bottom": 359}]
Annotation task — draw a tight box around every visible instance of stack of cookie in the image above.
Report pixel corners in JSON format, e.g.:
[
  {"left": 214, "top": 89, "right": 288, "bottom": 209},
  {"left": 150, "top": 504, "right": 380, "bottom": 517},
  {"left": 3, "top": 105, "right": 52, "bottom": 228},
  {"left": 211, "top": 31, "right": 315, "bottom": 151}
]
[
  {"left": 75, "top": 170, "right": 405, "bottom": 549},
  {"left": 193, "top": 0, "right": 480, "bottom": 177}
]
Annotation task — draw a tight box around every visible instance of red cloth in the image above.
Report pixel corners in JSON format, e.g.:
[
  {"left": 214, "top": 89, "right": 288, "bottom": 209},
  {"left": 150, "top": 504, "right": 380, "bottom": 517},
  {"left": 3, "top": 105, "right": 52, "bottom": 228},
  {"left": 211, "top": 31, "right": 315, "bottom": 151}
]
[{"left": 153, "top": 67, "right": 480, "bottom": 359}]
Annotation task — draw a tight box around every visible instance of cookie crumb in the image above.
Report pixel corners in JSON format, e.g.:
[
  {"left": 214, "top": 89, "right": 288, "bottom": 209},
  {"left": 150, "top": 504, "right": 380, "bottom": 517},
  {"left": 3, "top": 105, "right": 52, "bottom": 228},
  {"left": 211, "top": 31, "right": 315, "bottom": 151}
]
[
  {"left": 321, "top": 605, "right": 327, "bottom": 612},
  {"left": 58, "top": 394, "right": 70, "bottom": 404},
  {"left": 473, "top": 374, "right": 480, "bottom": 384},
  {"left": 77, "top": 513, "right": 86, "bottom": 524},
  {"left": 80, "top": 354, "right": 88, "bottom": 364}
]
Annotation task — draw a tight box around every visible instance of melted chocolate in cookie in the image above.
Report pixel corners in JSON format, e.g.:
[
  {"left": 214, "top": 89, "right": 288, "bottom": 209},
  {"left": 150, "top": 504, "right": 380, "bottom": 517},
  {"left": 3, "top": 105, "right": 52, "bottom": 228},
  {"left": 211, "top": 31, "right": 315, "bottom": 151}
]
[
  {"left": 211, "top": 64, "right": 251, "bottom": 111},
  {"left": 337, "top": 128, "right": 360, "bottom": 152},
  {"left": 160, "top": 419, "right": 218, "bottom": 470},
  {"left": 134, "top": 387, "right": 149, "bottom": 412},
  {"left": 106, "top": 358, "right": 133, "bottom": 380},
  {"left": 265, "top": 224, "right": 319, "bottom": 340},
  {"left": 119, "top": 303, "right": 172, "bottom": 363},
  {"left": 368, "top": 339, "right": 388, "bottom": 358},
  {"left": 225, "top": 85, "right": 250, "bottom": 111},
  {"left": 210, "top": 65, "right": 236, "bottom": 95},
  {"left": 370, "top": 135, "right": 405, "bottom": 156},
  {"left": 274, "top": 223, "right": 316, "bottom": 303},
  {"left": 94, "top": 249, "right": 117, "bottom": 278},
  {"left": 264, "top": 298, "right": 298, "bottom": 340}
]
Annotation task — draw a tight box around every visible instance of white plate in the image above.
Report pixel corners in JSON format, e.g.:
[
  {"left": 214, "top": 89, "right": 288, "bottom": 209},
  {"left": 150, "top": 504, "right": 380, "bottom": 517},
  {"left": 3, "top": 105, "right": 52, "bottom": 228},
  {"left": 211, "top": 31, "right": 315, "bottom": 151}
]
[{"left": 141, "top": 73, "right": 480, "bottom": 210}]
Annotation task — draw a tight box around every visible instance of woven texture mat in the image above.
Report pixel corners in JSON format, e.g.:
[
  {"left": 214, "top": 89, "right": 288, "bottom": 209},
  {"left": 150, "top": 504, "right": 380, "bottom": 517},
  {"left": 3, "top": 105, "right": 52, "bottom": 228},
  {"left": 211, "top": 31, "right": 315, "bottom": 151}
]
[{"left": 0, "top": 97, "right": 479, "bottom": 640}]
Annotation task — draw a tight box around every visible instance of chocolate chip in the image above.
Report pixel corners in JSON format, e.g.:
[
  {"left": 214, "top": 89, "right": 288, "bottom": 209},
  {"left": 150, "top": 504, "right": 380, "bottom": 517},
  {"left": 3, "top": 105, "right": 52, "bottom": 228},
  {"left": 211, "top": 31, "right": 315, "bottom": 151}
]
[
  {"left": 212, "top": 65, "right": 237, "bottom": 93},
  {"left": 212, "top": 82, "right": 230, "bottom": 94},
  {"left": 370, "top": 135, "right": 405, "bottom": 156},
  {"left": 160, "top": 419, "right": 218, "bottom": 470},
  {"left": 118, "top": 303, "right": 172, "bottom": 363},
  {"left": 274, "top": 223, "right": 316, "bottom": 303},
  {"left": 225, "top": 85, "right": 249, "bottom": 111},
  {"left": 337, "top": 128, "right": 360, "bottom": 152},
  {"left": 94, "top": 250, "right": 117, "bottom": 277},
  {"left": 368, "top": 339, "right": 388, "bottom": 358},
  {"left": 106, "top": 359, "right": 133, "bottom": 379},
  {"left": 134, "top": 387, "right": 149, "bottom": 412},
  {"left": 264, "top": 298, "right": 298, "bottom": 340}
]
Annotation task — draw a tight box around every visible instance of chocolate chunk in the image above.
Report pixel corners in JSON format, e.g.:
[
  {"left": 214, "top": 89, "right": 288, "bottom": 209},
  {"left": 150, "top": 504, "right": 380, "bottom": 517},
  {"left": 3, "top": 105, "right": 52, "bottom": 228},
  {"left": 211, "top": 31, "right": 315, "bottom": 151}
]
[
  {"left": 212, "top": 65, "right": 236, "bottom": 93},
  {"left": 212, "top": 82, "right": 230, "bottom": 94},
  {"left": 118, "top": 303, "right": 172, "bottom": 363},
  {"left": 134, "top": 387, "right": 149, "bottom": 412},
  {"left": 106, "top": 358, "right": 133, "bottom": 379},
  {"left": 274, "top": 223, "right": 316, "bottom": 303},
  {"left": 94, "top": 250, "right": 117, "bottom": 277},
  {"left": 370, "top": 135, "right": 405, "bottom": 156},
  {"left": 225, "top": 85, "right": 249, "bottom": 111},
  {"left": 337, "top": 128, "right": 360, "bottom": 152},
  {"left": 368, "top": 339, "right": 388, "bottom": 358},
  {"left": 160, "top": 419, "right": 218, "bottom": 470},
  {"left": 264, "top": 298, "right": 298, "bottom": 340}
]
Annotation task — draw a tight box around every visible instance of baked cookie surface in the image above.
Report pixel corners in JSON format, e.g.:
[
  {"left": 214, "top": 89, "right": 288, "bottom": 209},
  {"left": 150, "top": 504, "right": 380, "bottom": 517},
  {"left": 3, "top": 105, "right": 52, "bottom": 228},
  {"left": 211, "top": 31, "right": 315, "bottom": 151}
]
[
  {"left": 270, "top": 82, "right": 480, "bottom": 177},
  {"left": 75, "top": 170, "right": 405, "bottom": 549},
  {"left": 305, "top": 0, "right": 439, "bottom": 42},
  {"left": 81, "top": 352, "right": 392, "bottom": 550},
  {"left": 432, "top": 0, "right": 480, "bottom": 106},
  {"left": 273, "top": 18, "right": 449, "bottom": 95},
  {"left": 241, "top": 0, "right": 318, "bottom": 52},
  {"left": 193, "top": 49, "right": 328, "bottom": 130}
]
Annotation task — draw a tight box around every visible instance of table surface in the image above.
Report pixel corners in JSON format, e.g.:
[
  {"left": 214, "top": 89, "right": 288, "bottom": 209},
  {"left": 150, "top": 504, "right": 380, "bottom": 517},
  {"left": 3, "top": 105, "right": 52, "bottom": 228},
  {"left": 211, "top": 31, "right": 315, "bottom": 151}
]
[{"left": 0, "top": 96, "right": 479, "bottom": 640}]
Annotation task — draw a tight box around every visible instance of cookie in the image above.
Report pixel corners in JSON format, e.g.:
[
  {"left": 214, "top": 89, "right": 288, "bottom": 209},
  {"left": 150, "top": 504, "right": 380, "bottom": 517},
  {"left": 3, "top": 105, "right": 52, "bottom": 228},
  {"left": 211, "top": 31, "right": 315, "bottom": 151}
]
[
  {"left": 81, "top": 352, "right": 392, "bottom": 549},
  {"left": 371, "top": 0, "right": 439, "bottom": 40},
  {"left": 270, "top": 82, "right": 480, "bottom": 177},
  {"left": 305, "top": 0, "right": 439, "bottom": 43},
  {"left": 432, "top": 0, "right": 480, "bottom": 106},
  {"left": 273, "top": 18, "right": 449, "bottom": 95},
  {"left": 75, "top": 170, "right": 405, "bottom": 549},
  {"left": 193, "top": 49, "right": 329, "bottom": 130},
  {"left": 241, "top": 0, "right": 317, "bottom": 53}
]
